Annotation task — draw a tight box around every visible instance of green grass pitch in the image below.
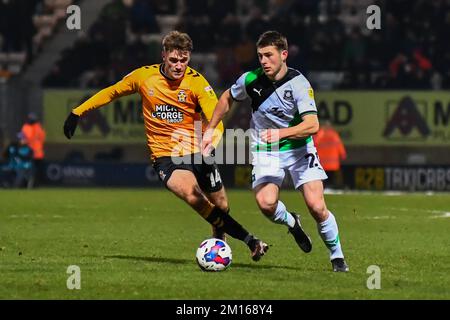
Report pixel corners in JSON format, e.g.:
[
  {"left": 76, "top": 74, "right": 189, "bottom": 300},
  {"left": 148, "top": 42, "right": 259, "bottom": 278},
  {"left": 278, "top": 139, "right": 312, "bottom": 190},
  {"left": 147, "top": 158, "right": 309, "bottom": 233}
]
[{"left": 0, "top": 188, "right": 449, "bottom": 299}]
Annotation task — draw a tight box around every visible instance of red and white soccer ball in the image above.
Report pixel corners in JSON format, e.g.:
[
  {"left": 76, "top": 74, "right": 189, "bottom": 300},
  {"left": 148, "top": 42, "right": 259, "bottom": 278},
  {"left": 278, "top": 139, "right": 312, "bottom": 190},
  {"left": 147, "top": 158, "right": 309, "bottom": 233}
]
[{"left": 196, "top": 238, "right": 232, "bottom": 271}]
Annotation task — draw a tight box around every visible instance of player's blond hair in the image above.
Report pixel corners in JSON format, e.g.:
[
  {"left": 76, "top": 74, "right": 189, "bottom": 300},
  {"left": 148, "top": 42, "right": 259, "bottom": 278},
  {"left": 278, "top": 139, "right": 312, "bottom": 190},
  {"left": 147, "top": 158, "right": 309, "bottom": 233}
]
[{"left": 162, "top": 31, "right": 193, "bottom": 53}]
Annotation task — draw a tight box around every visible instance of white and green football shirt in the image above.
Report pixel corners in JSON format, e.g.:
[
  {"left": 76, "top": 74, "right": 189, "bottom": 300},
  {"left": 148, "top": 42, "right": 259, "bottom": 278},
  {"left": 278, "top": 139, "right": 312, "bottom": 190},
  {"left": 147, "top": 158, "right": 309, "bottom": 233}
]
[{"left": 230, "top": 67, "right": 317, "bottom": 152}]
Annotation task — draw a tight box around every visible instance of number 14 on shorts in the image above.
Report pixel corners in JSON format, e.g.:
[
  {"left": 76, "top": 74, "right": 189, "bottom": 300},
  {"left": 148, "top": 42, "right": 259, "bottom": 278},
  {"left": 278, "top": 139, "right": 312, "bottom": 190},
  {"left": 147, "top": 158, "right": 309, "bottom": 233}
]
[{"left": 209, "top": 169, "right": 222, "bottom": 187}]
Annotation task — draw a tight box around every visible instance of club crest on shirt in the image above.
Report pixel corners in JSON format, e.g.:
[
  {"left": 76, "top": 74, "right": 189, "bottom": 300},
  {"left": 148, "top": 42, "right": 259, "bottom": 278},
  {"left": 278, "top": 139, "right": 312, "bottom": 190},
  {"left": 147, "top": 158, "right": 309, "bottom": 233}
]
[
  {"left": 178, "top": 90, "right": 187, "bottom": 103},
  {"left": 283, "top": 89, "right": 294, "bottom": 101},
  {"left": 148, "top": 89, "right": 154, "bottom": 96}
]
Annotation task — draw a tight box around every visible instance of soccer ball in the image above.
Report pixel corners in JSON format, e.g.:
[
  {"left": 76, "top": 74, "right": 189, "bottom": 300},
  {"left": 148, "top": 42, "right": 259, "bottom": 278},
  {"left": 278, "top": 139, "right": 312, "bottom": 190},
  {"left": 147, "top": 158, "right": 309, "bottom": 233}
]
[{"left": 196, "top": 238, "right": 232, "bottom": 271}]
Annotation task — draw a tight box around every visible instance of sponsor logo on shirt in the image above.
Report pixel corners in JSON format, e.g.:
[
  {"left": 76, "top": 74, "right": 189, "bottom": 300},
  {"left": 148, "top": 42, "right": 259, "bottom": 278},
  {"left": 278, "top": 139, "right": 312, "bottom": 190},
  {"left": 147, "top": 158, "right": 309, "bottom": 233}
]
[
  {"left": 152, "top": 105, "right": 184, "bottom": 123},
  {"left": 308, "top": 87, "right": 314, "bottom": 99},
  {"left": 204, "top": 86, "right": 216, "bottom": 99},
  {"left": 253, "top": 88, "right": 262, "bottom": 96}
]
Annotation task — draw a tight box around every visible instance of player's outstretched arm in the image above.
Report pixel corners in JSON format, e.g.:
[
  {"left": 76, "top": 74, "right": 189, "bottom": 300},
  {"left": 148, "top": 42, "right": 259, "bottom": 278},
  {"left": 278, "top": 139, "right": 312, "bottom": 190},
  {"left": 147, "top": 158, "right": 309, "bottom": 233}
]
[
  {"left": 202, "top": 89, "right": 233, "bottom": 155},
  {"left": 62, "top": 86, "right": 117, "bottom": 140},
  {"left": 62, "top": 70, "right": 140, "bottom": 140}
]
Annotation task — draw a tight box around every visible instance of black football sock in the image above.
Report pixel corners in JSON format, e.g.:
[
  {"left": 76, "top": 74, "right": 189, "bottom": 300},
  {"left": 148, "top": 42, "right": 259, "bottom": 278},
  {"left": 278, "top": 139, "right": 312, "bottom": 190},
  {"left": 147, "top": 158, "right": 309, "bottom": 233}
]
[
  {"left": 212, "top": 209, "right": 228, "bottom": 239},
  {"left": 205, "top": 207, "right": 252, "bottom": 242}
]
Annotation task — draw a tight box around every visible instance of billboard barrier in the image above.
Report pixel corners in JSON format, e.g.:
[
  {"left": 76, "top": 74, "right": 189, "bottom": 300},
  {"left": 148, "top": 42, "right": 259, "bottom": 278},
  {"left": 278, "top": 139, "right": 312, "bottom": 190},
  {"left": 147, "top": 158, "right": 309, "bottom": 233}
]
[
  {"left": 314, "top": 91, "right": 450, "bottom": 145},
  {"left": 45, "top": 90, "right": 450, "bottom": 146},
  {"left": 44, "top": 90, "right": 146, "bottom": 144}
]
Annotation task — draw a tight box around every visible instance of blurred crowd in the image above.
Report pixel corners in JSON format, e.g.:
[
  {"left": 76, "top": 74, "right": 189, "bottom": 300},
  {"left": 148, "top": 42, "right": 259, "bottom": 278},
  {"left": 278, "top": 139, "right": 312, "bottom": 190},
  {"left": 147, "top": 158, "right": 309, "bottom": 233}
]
[
  {"left": 42, "top": 0, "right": 169, "bottom": 87},
  {"left": 0, "top": 0, "right": 39, "bottom": 58},
  {"left": 0, "top": 0, "right": 76, "bottom": 79},
  {"left": 2, "top": 0, "right": 449, "bottom": 90}
]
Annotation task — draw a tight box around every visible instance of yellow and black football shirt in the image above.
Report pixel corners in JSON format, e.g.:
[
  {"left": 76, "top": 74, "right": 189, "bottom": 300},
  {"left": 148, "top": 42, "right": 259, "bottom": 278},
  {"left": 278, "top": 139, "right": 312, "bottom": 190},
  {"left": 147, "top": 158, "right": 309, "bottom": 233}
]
[{"left": 72, "top": 64, "right": 224, "bottom": 160}]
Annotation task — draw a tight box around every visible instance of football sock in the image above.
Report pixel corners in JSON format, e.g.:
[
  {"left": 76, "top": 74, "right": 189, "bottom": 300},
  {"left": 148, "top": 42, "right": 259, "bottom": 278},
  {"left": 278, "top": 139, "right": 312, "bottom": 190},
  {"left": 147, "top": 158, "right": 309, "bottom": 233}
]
[
  {"left": 317, "top": 211, "right": 344, "bottom": 260},
  {"left": 200, "top": 202, "right": 251, "bottom": 242},
  {"left": 269, "top": 200, "right": 295, "bottom": 228},
  {"left": 212, "top": 209, "right": 228, "bottom": 239}
]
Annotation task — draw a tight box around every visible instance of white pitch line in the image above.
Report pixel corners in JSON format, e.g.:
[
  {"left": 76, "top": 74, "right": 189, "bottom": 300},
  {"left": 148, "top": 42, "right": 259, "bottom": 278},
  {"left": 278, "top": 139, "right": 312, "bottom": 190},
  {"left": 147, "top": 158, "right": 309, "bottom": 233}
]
[
  {"left": 383, "top": 208, "right": 450, "bottom": 215},
  {"left": 364, "top": 216, "right": 396, "bottom": 220},
  {"left": 429, "top": 212, "right": 450, "bottom": 219},
  {"left": 425, "top": 209, "right": 449, "bottom": 214}
]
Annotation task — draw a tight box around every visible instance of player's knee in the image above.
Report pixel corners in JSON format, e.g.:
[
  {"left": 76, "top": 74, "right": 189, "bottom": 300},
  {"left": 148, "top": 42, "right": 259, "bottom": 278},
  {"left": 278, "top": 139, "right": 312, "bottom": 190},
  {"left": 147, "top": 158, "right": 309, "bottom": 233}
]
[
  {"left": 185, "top": 187, "right": 205, "bottom": 208},
  {"left": 306, "top": 199, "right": 328, "bottom": 221},
  {"left": 213, "top": 196, "right": 228, "bottom": 212},
  {"left": 256, "top": 195, "right": 277, "bottom": 216},
  {"left": 218, "top": 202, "right": 229, "bottom": 213},
  {"left": 185, "top": 194, "right": 200, "bottom": 207}
]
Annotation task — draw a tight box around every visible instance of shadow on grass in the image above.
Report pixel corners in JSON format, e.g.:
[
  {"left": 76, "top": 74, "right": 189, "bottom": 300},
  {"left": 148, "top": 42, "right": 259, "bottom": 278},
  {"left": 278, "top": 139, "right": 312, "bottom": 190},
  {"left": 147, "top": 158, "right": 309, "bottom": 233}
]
[{"left": 104, "top": 255, "right": 306, "bottom": 271}]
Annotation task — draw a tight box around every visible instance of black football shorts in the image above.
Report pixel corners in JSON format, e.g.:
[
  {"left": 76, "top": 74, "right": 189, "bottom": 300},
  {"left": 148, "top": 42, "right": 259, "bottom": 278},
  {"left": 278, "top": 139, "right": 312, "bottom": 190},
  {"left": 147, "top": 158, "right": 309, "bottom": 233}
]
[{"left": 152, "top": 153, "right": 223, "bottom": 193}]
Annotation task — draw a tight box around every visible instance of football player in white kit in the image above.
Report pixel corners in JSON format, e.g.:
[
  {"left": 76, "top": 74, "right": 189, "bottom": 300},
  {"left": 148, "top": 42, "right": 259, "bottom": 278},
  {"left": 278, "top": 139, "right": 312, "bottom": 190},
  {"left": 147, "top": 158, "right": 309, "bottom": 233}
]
[{"left": 203, "top": 31, "right": 348, "bottom": 272}]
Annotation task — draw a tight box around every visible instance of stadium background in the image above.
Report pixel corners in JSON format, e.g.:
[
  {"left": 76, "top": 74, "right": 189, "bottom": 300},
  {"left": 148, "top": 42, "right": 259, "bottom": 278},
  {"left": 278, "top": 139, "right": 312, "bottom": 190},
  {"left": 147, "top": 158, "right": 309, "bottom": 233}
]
[
  {"left": 1, "top": 0, "right": 450, "bottom": 301},
  {"left": 1, "top": 0, "right": 450, "bottom": 191}
]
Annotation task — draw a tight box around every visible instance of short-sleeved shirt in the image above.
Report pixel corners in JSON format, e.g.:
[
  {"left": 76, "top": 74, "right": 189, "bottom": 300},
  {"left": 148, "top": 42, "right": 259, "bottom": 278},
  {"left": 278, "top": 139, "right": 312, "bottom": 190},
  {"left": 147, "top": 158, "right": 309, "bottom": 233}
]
[
  {"left": 230, "top": 67, "right": 317, "bottom": 152},
  {"left": 73, "top": 64, "right": 223, "bottom": 160}
]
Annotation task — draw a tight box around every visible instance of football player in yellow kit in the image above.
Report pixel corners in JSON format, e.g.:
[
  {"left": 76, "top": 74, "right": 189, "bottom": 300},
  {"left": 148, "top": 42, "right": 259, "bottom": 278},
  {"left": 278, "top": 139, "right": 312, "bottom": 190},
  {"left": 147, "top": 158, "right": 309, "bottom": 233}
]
[{"left": 63, "top": 31, "right": 268, "bottom": 261}]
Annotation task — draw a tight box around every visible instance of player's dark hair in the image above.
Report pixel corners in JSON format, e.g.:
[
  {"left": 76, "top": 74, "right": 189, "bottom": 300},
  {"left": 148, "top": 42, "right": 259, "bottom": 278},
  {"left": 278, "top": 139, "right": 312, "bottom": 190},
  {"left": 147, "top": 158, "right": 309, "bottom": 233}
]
[
  {"left": 162, "top": 31, "right": 193, "bottom": 52},
  {"left": 256, "top": 31, "right": 288, "bottom": 51}
]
